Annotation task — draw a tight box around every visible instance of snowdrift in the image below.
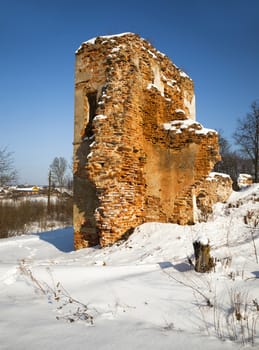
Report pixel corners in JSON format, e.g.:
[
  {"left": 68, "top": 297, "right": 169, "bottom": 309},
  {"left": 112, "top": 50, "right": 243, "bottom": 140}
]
[{"left": 1, "top": 185, "right": 259, "bottom": 349}]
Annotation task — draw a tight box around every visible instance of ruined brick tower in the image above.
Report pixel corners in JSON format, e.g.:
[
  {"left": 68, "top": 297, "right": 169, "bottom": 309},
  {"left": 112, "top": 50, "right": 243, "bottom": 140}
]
[{"left": 73, "top": 33, "right": 220, "bottom": 249}]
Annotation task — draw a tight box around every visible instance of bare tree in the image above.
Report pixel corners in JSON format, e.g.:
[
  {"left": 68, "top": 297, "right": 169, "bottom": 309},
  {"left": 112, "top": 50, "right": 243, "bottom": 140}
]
[
  {"left": 66, "top": 157, "right": 73, "bottom": 190},
  {"left": 233, "top": 100, "right": 259, "bottom": 182},
  {"left": 218, "top": 130, "right": 231, "bottom": 155},
  {"left": 49, "top": 157, "right": 68, "bottom": 192},
  {"left": 214, "top": 130, "right": 231, "bottom": 173},
  {"left": 214, "top": 131, "right": 252, "bottom": 185},
  {"left": 0, "top": 146, "right": 18, "bottom": 186}
]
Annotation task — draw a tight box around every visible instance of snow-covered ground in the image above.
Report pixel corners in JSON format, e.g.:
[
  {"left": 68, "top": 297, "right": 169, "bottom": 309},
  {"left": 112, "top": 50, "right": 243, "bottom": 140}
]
[{"left": 1, "top": 185, "right": 259, "bottom": 349}]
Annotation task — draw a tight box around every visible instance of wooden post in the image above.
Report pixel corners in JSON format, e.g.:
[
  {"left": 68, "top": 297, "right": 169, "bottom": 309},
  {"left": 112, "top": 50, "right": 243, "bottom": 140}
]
[
  {"left": 193, "top": 238, "right": 215, "bottom": 273},
  {"left": 47, "top": 170, "right": 51, "bottom": 213}
]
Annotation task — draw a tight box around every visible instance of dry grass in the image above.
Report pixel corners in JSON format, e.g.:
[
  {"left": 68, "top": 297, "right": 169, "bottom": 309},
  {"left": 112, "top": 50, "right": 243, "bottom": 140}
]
[{"left": 0, "top": 196, "right": 72, "bottom": 238}]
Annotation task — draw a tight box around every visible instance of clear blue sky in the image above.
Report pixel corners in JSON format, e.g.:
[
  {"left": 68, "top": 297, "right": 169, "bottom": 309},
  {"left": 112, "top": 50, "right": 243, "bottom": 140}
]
[{"left": 1, "top": 0, "right": 259, "bottom": 185}]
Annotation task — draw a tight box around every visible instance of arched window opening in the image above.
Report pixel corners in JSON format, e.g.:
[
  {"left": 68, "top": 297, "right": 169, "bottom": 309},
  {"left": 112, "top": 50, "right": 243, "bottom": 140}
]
[{"left": 85, "top": 92, "right": 97, "bottom": 138}]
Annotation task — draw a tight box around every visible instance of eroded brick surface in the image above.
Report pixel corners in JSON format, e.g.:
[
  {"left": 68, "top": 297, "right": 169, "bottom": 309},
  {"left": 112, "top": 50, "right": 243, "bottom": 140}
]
[
  {"left": 73, "top": 33, "right": 220, "bottom": 249},
  {"left": 194, "top": 172, "right": 233, "bottom": 221}
]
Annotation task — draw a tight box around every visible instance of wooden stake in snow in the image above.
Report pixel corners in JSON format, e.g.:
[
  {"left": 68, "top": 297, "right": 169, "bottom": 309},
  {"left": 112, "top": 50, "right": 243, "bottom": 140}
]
[{"left": 193, "top": 237, "right": 215, "bottom": 273}]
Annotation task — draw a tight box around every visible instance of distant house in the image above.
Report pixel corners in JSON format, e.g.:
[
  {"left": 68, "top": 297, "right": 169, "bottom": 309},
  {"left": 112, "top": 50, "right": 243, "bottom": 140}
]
[{"left": 14, "top": 186, "right": 41, "bottom": 195}]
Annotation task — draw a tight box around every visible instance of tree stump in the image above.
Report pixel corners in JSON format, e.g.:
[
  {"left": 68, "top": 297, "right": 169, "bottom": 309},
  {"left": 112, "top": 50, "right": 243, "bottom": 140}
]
[{"left": 193, "top": 239, "right": 215, "bottom": 273}]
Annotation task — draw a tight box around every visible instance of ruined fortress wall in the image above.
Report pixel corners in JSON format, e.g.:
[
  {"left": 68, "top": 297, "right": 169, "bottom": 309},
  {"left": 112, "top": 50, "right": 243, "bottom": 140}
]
[
  {"left": 194, "top": 172, "right": 233, "bottom": 220},
  {"left": 73, "top": 33, "right": 220, "bottom": 249}
]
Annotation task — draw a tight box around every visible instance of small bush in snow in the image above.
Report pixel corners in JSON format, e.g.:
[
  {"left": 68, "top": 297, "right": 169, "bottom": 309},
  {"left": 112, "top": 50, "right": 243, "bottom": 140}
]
[
  {"left": 19, "top": 261, "right": 93, "bottom": 325},
  {"left": 244, "top": 210, "right": 259, "bottom": 263}
]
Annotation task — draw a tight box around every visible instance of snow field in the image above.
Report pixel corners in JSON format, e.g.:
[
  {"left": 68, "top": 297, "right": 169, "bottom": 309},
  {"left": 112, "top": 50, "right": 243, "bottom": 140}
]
[{"left": 0, "top": 185, "right": 259, "bottom": 349}]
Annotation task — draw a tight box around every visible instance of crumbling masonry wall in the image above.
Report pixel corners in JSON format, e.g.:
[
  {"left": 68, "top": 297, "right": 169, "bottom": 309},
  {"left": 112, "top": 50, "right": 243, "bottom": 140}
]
[
  {"left": 194, "top": 172, "right": 233, "bottom": 221},
  {"left": 73, "top": 33, "right": 220, "bottom": 249}
]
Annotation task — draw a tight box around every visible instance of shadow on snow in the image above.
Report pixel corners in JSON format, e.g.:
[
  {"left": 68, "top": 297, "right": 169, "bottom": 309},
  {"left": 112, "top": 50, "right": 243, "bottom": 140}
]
[
  {"left": 36, "top": 226, "right": 74, "bottom": 253},
  {"left": 158, "top": 261, "right": 192, "bottom": 272}
]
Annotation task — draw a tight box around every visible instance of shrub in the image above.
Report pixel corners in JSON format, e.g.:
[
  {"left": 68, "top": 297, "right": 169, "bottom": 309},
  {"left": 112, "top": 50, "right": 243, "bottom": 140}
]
[{"left": 0, "top": 196, "right": 73, "bottom": 238}]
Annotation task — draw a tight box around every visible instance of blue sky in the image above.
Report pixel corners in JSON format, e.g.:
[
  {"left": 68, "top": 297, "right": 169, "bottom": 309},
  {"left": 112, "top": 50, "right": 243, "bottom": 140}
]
[{"left": 1, "top": 0, "right": 259, "bottom": 185}]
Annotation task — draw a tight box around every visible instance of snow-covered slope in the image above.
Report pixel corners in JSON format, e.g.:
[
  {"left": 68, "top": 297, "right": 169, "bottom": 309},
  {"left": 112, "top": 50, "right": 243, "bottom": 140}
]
[{"left": 1, "top": 185, "right": 259, "bottom": 349}]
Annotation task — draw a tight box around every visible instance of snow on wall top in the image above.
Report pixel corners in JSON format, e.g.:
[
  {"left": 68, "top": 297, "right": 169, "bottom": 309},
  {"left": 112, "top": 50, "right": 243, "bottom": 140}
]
[
  {"left": 86, "top": 32, "right": 134, "bottom": 44},
  {"left": 179, "top": 70, "right": 190, "bottom": 79},
  {"left": 76, "top": 32, "right": 134, "bottom": 52},
  {"left": 206, "top": 172, "right": 232, "bottom": 181},
  {"left": 75, "top": 33, "right": 191, "bottom": 82},
  {"left": 163, "top": 119, "right": 217, "bottom": 135},
  {"left": 237, "top": 173, "right": 253, "bottom": 188},
  {"left": 238, "top": 173, "right": 253, "bottom": 180}
]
